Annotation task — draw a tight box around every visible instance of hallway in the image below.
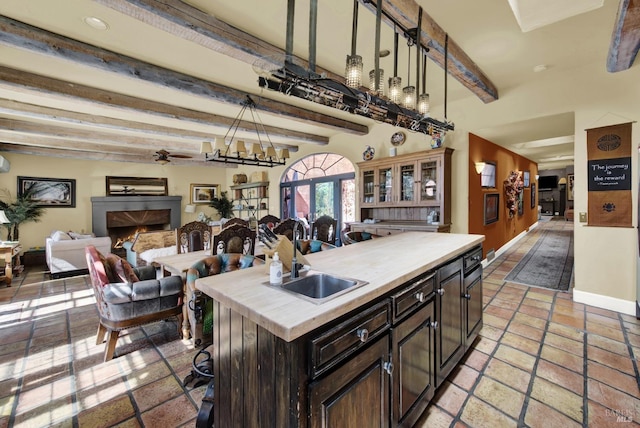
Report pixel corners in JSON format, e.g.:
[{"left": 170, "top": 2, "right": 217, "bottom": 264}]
[{"left": 0, "top": 219, "right": 638, "bottom": 427}]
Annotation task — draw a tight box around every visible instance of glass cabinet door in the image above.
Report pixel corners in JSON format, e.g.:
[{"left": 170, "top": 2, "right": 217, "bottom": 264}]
[
  {"left": 399, "top": 163, "right": 416, "bottom": 203},
  {"left": 362, "top": 170, "right": 375, "bottom": 205},
  {"left": 419, "top": 159, "right": 439, "bottom": 202},
  {"left": 378, "top": 166, "right": 393, "bottom": 203}
]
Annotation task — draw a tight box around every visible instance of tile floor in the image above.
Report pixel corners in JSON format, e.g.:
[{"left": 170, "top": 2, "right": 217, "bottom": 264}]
[{"left": 1, "top": 218, "right": 639, "bottom": 427}]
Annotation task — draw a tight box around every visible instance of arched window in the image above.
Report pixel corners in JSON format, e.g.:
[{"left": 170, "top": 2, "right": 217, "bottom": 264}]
[{"left": 280, "top": 153, "right": 356, "bottom": 243}]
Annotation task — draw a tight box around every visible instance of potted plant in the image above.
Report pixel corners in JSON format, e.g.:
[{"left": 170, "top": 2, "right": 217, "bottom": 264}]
[
  {"left": 209, "top": 191, "right": 234, "bottom": 219},
  {"left": 0, "top": 189, "right": 46, "bottom": 241}
]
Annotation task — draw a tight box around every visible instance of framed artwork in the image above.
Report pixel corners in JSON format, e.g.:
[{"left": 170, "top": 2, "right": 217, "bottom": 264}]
[
  {"left": 531, "top": 183, "right": 536, "bottom": 209},
  {"left": 484, "top": 193, "right": 499, "bottom": 225},
  {"left": 106, "top": 176, "right": 168, "bottom": 196},
  {"left": 17, "top": 176, "right": 76, "bottom": 208},
  {"left": 481, "top": 161, "right": 496, "bottom": 188},
  {"left": 567, "top": 173, "right": 574, "bottom": 200},
  {"left": 191, "top": 183, "right": 219, "bottom": 204},
  {"left": 518, "top": 190, "right": 524, "bottom": 216},
  {"left": 523, "top": 171, "right": 530, "bottom": 188}
]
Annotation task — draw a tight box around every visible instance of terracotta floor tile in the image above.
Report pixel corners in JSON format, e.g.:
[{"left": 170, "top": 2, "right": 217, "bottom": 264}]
[
  {"left": 586, "top": 305, "right": 621, "bottom": 320},
  {"left": 530, "top": 377, "right": 583, "bottom": 423},
  {"left": 512, "top": 313, "right": 547, "bottom": 330},
  {"left": 462, "top": 349, "right": 490, "bottom": 372},
  {"left": 500, "top": 332, "right": 540, "bottom": 355},
  {"left": 483, "top": 358, "right": 531, "bottom": 393},
  {"left": 15, "top": 376, "right": 73, "bottom": 414},
  {"left": 479, "top": 324, "right": 504, "bottom": 341},
  {"left": 484, "top": 305, "right": 515, "bottom": 321},
  {"left": 494, "top": 344, "right": 537, "bottom": 372},
  {"left": 518, "top": 304, "right": 550, "bottom": 320},
  {"left": 628, "top": 332, "right": 640, "bottom": 348},
  {"left": 587, "top": 345, "right": 635, "bottom": 375},
  {"left": 140, "top": 394, "right": 197, "bottom": 427},
  {"left": 535, "top": 359, "right": 584, "bottom": 395},
  {"left": 131, "top": 375, "right": 184, "bottom": 412},
  {"left": 506, "top": 321, "right": 544, "bottom": 341},
  {"left": 431, "top": 380, "right": 468, "bottom": 416},
  {"left": 587, "top": 400, "right": 638, "bottom": 427},
  {"left": 547, "top": 322, "right": 584, "bottom": 342},
  {"left": 484, "top": 313, "right": 509, "bottom": 330},
  {"left": 526, "top": 291, "right": 554, "bottom": 303},
  {"left": 521, "top": 298, "right": 552, "bottom": 310},
  {"left": 76, "top": 377, "right": 130, "bottom": 410},
  {"left": 12, "top": 396, "right": 74, "bottom": 427},
  {"left": 474, "top": 337, "right": 498, "bottom": 355},
  {"left": 544, "top": 332, "right": 583, "bottom": 356},
  {"left": 550, "top": 312, "right": 584, "bottom": 330},
  {"left": 460, "top": 396, "right": 518, "bottom": 428},
  {"left": 473, "top": 377, "right": 524, "bottom": 418},
  {"left": 541, "top": 345, "right": 583, "bottom": 375},
  {"left": 587, "top": 360, "right": 640, "bottom": 397},
  {"left": 587, "top": 379, "right": 640, "bottom": 423},
  {"left": 77, "top": 395, "right": 135, "bottom": 428},
  {"left": 447, "top": 362, "right": 479, "bottom": 391},
  {"left": 415, "top": 404, "right": 455, "bottom": 428},
  {"left": 587, "top": 312, "right": 622, "bottom": 328},
  {"left": 586, "top": 321, "right": 625, "bottom": 342},
  {"left": 125, "top": 359, "right": 172, "bottom": 390},
  {"left": 588, "top": 333, "right": 629, "bottom": 356},
  {"left": 490, "top": 298, "right": 521, "bottom": 311},
  {"left": 524, "top": 398, "right": 583, "bottom": 428}
]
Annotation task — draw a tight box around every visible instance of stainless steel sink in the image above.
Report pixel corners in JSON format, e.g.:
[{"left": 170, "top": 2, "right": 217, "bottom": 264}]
[{"left": 268, "top": 271, "right": 368, "bottom": 304}]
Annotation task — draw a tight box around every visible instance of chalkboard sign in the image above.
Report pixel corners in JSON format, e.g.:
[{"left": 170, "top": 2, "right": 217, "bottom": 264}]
[{"left": 587, "top": 157, "right": 631, "bottom": 191}]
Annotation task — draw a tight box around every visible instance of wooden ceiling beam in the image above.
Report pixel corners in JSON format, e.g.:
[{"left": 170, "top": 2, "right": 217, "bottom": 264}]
[
  {"left": 98, "top": 0, "right": 497, "bottom": 103},
  {"left": 0, "top": 15, "right": 367, "bottom": 136},
  {"left": 0, "top": 99, "right": 300, "bottom": 152},
  {"left": 0, "top": 66, "right": 323, "bottom": 146},
  {"left": 362, "top": 0, "right": 498, "bottom": 104},
  {"left": 607, "top": 0, "right": 640, "bottom": 72}
]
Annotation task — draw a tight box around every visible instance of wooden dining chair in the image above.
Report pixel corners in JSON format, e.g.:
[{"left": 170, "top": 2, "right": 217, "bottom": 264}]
[{"left": 176, "top": 221, "right": 212, "bottom": 254}]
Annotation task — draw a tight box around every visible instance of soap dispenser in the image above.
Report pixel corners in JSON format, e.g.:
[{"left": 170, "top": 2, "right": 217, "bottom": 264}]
[{"left": 269, "top": 252, "right": 283, "bottom": 286}]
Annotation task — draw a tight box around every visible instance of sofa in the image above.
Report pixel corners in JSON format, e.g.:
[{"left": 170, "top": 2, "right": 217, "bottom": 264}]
[
  {"left": 122, "top": 230, "right": 177, "bottom": 267},
  {"left": 46, "top": 230, "right": 112, "bottom": 278}
]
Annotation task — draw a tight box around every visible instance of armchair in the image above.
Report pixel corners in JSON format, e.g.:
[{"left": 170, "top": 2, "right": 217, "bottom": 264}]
[
  {"left": 185, "top": 254, "right": 263, "bottom": 347},
  {"left": 85, "top": 245, "right": 183, "bottom": 362}
]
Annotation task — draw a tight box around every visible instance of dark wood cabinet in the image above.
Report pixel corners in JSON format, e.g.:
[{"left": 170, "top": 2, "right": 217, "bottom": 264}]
[
  {"left": 309, "top": 335, "right": 391, "bottom": 428},
  {"left": 435, "top": 256, "right": 465, "bottom": 386},
  {"left": 391, "top": 300, "right": 436, "bottom": 427}
]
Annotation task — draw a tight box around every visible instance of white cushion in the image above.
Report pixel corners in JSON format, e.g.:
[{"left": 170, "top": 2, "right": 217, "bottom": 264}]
[
  {"left": 139, "top": 245, "right": 177, "bottom": 264},
  {"left": 51, "top": 230, "right": 72, "bottom": 241},
  {"left": 68, "top": 232, "right": 95, "bottom": 240}
]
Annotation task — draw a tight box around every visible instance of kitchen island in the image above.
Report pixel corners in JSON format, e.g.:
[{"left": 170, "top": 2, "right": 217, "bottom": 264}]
[{"left": 197, "top": 231, "right": 484, "bottom": 427}]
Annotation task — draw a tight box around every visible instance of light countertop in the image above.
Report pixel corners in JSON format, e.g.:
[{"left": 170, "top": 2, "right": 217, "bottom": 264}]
[{"left": 196, "top": 232, "right": 484, "bottom": 342}]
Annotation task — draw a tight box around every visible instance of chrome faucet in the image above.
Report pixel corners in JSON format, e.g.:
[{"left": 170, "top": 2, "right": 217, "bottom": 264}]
[{"left": 291, "top": 217, "right": 303, "bottom": 279}]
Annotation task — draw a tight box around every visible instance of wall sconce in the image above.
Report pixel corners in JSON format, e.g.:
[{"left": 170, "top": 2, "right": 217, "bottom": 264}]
[
  {"left": 474, "top": 162, "right": 486, "bottom": 174},
  {"left": 535, "top": 174, "right": 540, "bottom": 180},
  {"left": 558, "top": 177, "right": 567, "bottom": 185}
]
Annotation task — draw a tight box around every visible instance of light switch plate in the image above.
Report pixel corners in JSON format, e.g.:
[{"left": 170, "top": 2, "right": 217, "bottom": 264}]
[{"left": 579, "top": 212, "right": 587, "bottom": 222}]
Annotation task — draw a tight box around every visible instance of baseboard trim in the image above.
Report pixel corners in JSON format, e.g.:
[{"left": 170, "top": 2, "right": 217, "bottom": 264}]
[{"left": 573, "top": 289, "right": 636, "bottom": 316}]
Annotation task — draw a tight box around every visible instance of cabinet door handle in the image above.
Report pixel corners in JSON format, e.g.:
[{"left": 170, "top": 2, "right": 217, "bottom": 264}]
[
  {"left": 383, "top": 361, "right": 394, "bottom": 376},
  {"left": 356, "top": 328, "right": 369, "bottom": 343},
  {"left": 464, "top": 293, "right": 472, "bottom": 300},
  {"left": 415, "top": 292, "right": 426, "bottom": 303},
  {"left": 436, "top": 288, "right": 445, "bottom": 296},
  {"left": 430, "top": 321, "right": 439, "bottom": 330}
]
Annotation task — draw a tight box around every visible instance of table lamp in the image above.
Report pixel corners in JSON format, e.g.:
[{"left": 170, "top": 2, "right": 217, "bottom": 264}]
[{"left": 0, "top": 210, "right": 10, "bottom": 243}]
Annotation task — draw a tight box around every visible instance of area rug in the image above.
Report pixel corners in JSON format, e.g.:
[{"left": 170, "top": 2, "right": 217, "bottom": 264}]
[{"left": 505, "top": 229, "right": 574, "bottom": 291}]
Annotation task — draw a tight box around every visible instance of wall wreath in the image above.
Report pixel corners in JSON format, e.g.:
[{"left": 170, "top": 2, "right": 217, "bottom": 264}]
[{"left": 504, "top": 171, "right": 524, "bottom": 218}]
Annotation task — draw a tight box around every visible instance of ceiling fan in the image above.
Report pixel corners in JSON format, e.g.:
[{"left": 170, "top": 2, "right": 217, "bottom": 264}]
[{"left": 154, "top": 149, "right": 192, "bottom": 164}]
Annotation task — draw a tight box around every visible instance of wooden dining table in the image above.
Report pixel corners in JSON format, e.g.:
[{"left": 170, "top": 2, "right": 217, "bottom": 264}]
[{"left": 153, "top": 249, "right": 211, "bottom": 340}]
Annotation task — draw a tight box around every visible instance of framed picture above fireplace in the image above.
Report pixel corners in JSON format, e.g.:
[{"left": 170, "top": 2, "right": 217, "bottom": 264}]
[
  {"left": 191, "top": 184, "right": 219, "bottom": 204},
  {"left": 18, "top": 176, "right": 76, "bottom": 208},
  {"left": 106, "top": 176, "right": 168, "bottom": 196}
]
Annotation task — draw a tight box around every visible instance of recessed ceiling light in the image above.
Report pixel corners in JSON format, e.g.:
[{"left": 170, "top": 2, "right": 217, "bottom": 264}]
[
  {"left": 533, "top": 64, "right": 548, "bottom": 73},
  {"left": 83, "top": 16, "right": 109, "bottom": 31}
]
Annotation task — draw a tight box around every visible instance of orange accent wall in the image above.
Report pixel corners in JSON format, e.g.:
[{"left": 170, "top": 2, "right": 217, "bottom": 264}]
[{"left": 468, "top": 133, "right": 538, "bottom": 259}]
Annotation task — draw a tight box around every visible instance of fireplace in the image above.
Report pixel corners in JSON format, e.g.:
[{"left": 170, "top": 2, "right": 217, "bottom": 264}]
[{"left": 91, "top": 196, "right": 182, "bottom": 250}]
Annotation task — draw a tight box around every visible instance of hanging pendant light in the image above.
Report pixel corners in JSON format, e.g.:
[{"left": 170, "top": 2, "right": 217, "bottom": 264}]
[
  {"left": 345, "top": 0, "right": 362, "bottom": 88},
  {"left": 418, "top": 54, "right": 430, "bottom": 115},
  {"left": 388, "top": 27, "right": 402, "bottom": 103},
  {"left": 402, "top": 40, "right": 415, "bottom": 109},
  {"left": 369, "top": 0, "right": 384, "bottom": 96}
]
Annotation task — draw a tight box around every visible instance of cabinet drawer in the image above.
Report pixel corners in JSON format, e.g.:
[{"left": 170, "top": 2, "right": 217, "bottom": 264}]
[
  {"left": 377, "top": 227, "right": 403, "bottom": 236},
  {"left": 310, "top": 300, "right": 390, "bottom": 377},
  {"left": 463, "top": 246, "right": 483, "bottom": 275},
  {"left": 391, "top": 272, "right": 435, "bottom": 323}
]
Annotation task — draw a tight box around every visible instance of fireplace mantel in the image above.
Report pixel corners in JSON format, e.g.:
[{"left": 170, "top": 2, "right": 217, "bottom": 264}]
[{"left": 91, "top": 196, "right": 182, "bottom": 237}]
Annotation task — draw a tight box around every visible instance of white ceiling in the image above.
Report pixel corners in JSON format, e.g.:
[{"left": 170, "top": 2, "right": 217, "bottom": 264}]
[{"left": 0, "top": 0, "right": 632, "bottom": 169}]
